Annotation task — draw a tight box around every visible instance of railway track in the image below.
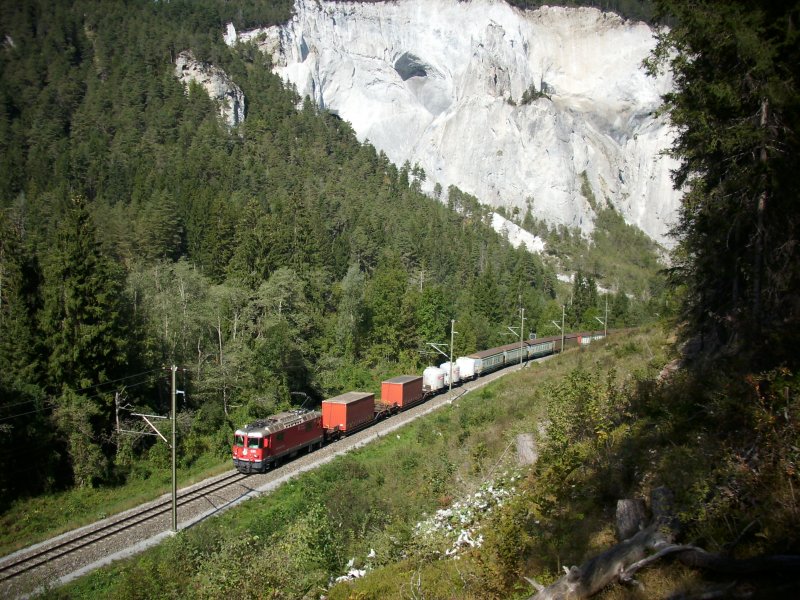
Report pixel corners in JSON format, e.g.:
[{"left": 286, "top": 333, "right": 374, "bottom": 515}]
[
  {"left": 0, "top": 361, "right": 524, "bottom": 598},
  {"left": 0, "top": 471, "right": 248, "bottom": 588}
]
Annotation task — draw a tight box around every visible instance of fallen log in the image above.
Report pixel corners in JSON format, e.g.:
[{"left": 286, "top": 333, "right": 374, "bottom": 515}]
[
  {"left": 525, "top": 525, "right": 665, "bottom": 600},
  {"left": 525, "top": 488, "right": 800, "bottom": 600}
]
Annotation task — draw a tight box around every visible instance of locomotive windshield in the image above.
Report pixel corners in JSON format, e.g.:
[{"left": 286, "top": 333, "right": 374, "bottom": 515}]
[
  {"left": 247, "top": 437, "right": 262, "bottom": 449},
  {"left": 234, "top": 434, "right": 245, "bottom": 447}
]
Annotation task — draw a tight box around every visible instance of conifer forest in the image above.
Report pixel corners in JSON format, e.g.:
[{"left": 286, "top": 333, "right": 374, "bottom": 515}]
[{"left": 1, "top": 1, "right": 799, "bottom": 598}]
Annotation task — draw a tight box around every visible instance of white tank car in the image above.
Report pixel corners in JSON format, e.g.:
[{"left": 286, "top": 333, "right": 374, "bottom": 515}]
[{"left": 422, "top": 366, "right": 445, "bottom": 392}]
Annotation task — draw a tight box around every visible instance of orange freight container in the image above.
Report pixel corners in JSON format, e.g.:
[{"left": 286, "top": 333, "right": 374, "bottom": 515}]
[
  {"left": 321, "top": 392, "right": 375, "bottom": 433},
  {"left": 381, "top": 375, "right": 424, "bottom": 409}
]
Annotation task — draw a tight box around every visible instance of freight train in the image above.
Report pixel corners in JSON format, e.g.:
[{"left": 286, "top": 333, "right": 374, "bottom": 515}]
[{"left": 232, "top": 330, "right": 609, "bottom": 474}]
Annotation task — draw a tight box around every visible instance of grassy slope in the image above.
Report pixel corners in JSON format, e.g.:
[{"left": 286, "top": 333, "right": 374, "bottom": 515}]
[
  {"left": 48, "top": 329, "right": 667, "bottom": 599},
  {"left": 332, "top": 330, "right": 800, "bottom": 599}
]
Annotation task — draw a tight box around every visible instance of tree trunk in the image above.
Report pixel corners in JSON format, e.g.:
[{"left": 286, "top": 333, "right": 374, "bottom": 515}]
[
  {"left": 615, "top": 499, "right": 648, "bottom": 541},
  {"left": 752, "top": 96, "right": 769, "bottom": 330}
]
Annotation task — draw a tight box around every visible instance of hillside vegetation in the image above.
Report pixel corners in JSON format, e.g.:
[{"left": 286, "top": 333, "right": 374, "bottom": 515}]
[
  {"left": 506, "top": 200, "right": 666, "bottom": 302},
  {"left": 51, "top": 329, "right": 799, "bottom": 599},
  {"left": 0, "top": 0, "right": 665, "bottom": 511},
  {"left": 330, "top": 341, "right": 800, "bottom": 599},
  {"left": 52, "top": 330, "right": 665, "bottom": 599}
]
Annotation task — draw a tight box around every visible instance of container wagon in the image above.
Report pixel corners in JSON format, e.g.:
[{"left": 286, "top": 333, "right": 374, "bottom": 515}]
[
  {"left": 382, "top": 375, "right": 425, "bottom": 409},
  {"left": 322, "top": 391, "right": 377, "bottom": 438}
]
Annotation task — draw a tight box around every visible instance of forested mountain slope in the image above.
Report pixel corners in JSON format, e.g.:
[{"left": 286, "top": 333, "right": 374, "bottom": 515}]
[{"left": 0, "top": 0, "right": 657, "bottom": 506}]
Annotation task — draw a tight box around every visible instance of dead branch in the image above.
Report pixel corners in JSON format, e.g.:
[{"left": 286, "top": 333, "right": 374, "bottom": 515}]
[
  {"left": 525, "top": 525, "right": 665, "bottom": 600},
  {"left": 525, "top": 488, "right": 800, "bottom": 600},
  {"left": 620, "top": 543, "right": 705, "bottom": 582}
]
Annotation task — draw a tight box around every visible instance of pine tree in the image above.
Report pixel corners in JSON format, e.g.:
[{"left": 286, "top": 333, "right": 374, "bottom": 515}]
[
  {"left": 415, "top": 285, "right": 450, "bottom": 347},
  {"left": 650, "top": 1, "right": 800, "bottom": 365},
  {"left": 136, "top": 190, "right": 185, "bottom": 261},
  {"left": 39, "top": 196, "right": 129, "bottom": 485},
  {"left": 40, "top": 196, "right": 129, "bottom": 389},
  {"left": 227, "top": 199, "right": 271, "bottom": 288},
  {"left": 0, "top": 210, "right": 52, "bottom": 503},
  {"left": 569, "top": 270, "right": 598, "bottom": 329},
  {"left": 0, "top": 210, "right": 41, "bottom": 392},
  {"left": 364, "top": 252, "right": 410, "bottom": 362},
  {"left": 472, "top": 266, "right": 501, "bottom": 323}
]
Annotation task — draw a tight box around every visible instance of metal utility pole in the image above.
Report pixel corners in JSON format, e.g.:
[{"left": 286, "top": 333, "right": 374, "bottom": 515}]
[
  {"left": 552, "top": 304, "right": 566, "bottom": 352},
  {"left": 507, "top": 308, "right": 526, "bottom": 368},
  {"left": 114, "top": 389, "right": 132, "bottom": 457},
  {"left": 171, "top": 364, "right": 177, "bottom": 533},
  {"left": 594, "top": 297, "right": 609, "bottom": 339},
  {"left": 449, "top": 319, "right": 456, "bottom": 393},
  {"left": 427, "top": 321, "right": 458, "bottom": 393},
  {"left": 115, "top": 391, "right": 121, "bottom": 437},
  {"left": 550, "top": 319, "right": 561, "bottom": 338},
  {"left": 127, "top": 365, "right": 181, "bottom": 533}
]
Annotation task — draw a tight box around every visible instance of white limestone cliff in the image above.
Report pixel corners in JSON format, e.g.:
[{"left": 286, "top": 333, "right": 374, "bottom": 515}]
[
  {"left": 492, "top": 213, "right": 545, "bottom": 253},
  {"left": 174, "top": 50, "right": 245, "bottom": 128},
  {"left": 226, "top": 0, "right": 679, "bottom": 247}
]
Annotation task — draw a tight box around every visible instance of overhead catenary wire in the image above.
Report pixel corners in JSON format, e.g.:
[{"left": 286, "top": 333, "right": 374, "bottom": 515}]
[
  {"left": 0, "top": 371, "right": 163, "bottom": 422},
  {"left": 0, "top": 397, "right": 48, "bottom": 410},
  {"left": 0, "top": 406, "right": 56, "bottom": 423},
  {"left": 72, "top": 368, "right": 164, "bottom": 395}
]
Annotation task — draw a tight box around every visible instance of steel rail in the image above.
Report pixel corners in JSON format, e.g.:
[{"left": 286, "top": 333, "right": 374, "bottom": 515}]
[{"left": 0, "top": 471, "right": 248, "bottom": 583}]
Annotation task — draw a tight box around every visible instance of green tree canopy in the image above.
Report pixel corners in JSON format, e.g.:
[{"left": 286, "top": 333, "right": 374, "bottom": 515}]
[
  {"left": 569, "top": 269, "right": 599, "bottom": 329},
  {"left": 40, "top": 196, "right": 129, "bottom": 390},
  {"left": 650, "top": 1, "right": 800, "bottom": 366}
]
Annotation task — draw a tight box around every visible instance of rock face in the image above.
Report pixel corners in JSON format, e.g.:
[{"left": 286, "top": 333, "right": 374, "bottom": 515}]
[
  {"left": 174, "top": 50, "right": 245, "bottom": 128},
  {"left": 226, "top": 0, "right": 680, "bottom": 246},
  {"left": 492, "top": 213, "right": 545, "bottom": 253}
]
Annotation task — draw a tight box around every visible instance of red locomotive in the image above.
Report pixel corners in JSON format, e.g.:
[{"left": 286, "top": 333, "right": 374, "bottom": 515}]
[{"left": 233, "top": 409, "right": 324, "bottom": 473}]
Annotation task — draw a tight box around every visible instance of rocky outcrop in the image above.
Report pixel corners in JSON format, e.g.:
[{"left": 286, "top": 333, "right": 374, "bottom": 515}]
[
  {"left": 174, "top": 50, "right": 245, "bottom": 128},
  {"left": 492, "top": 213, "right": 545, "bottom": 253},
  {"left": 225, "top": 0, "right": 680, "bottom": 247}
]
